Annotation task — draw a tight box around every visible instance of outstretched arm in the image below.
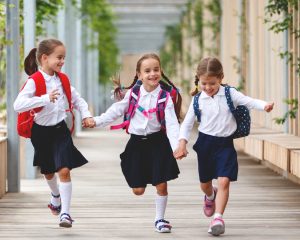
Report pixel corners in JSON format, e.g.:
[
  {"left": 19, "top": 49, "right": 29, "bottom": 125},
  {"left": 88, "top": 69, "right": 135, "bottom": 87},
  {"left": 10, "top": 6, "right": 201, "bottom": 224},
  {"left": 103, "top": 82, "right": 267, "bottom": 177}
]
[{"left": 93, "top": 90, "right": 130, "bottom": 128}]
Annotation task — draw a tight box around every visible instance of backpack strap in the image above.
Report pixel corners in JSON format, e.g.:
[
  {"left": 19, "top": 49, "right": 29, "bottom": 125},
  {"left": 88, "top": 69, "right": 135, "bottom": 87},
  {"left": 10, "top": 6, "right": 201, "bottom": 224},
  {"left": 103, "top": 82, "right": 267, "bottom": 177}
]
[
  {"left": 56, "top": 72, "right": 75, "bottom": 134},
  {"left": 193, "top": 92, "right": 202, "bottom": 122},
  {"left": 110, "top": 83, "right": 141, "bottom": 133},
  {"left": 29, "top": 71, "right": 47, "bottom": 114},
  {"left": 156, "top": 90, "right": 169, "bottom": 132},
  {"left": 224, "top": 86, "right": 235, "bottom": 113}
]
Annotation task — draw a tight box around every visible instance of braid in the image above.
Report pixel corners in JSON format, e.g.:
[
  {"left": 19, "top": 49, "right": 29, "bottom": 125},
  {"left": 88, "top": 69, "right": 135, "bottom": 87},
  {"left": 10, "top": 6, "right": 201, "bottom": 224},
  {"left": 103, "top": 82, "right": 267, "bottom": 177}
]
[
  {"left": 191, "top": 75, "right": 200, "bottom": 96},
  {"left": 113, "top": 75, "right": 139, "bottom": 100},
  {"left": 125, "top": 75, "right": 138, "bottom": 90},
  {"left": 162, "top": 72, "right": 182, "bottom": 121}
]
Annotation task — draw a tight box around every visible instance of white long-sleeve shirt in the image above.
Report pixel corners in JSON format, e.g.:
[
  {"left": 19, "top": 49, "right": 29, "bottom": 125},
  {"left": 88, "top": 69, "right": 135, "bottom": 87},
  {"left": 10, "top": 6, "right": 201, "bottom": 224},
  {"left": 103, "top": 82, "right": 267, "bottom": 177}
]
[
  {"left": 14, "top": 70, "right": 91, "bottom": 126},
  {"left": 179, "top": 85, "right": 267, "bottom": 141},
  {"left": 94, "top": 84, "right": 180, "bottom": 151}
]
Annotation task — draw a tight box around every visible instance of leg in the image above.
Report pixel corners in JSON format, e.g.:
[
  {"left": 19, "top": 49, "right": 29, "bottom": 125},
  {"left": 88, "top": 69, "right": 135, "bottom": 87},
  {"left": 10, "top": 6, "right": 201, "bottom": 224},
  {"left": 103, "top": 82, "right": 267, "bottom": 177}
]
[
  {"left": 208, "top": 177, "right": 229, "bottom": 236},
  {"left": 44, "top": 173, "right": 60, "bottom": 196},
  {"left": 201, "top": 180, "right": 217, "bottom": 217},
  {"left": 200, "top": 180, "right": 213, "bottom": 197},
  {"left": 215, "top": 177, "right": 230, "bottom": 215},
  {"left": 154, "top": 182, "right": 171, "bottom": 233},
  {"left": 155, "top": 182, "right": 168, "bottom": 221},
  {"left": 132, "top": 187, "right": 146, "bottom": 196},
  {"left": 58, "top": 168, "right": 73, "bottom": 228}
]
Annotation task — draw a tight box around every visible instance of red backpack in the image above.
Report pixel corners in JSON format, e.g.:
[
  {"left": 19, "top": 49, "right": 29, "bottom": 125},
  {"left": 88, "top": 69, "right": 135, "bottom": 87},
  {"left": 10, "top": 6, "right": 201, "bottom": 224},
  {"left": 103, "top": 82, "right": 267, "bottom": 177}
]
[{"left": 17, "top": 71, "right": 74, "bottom": 138}]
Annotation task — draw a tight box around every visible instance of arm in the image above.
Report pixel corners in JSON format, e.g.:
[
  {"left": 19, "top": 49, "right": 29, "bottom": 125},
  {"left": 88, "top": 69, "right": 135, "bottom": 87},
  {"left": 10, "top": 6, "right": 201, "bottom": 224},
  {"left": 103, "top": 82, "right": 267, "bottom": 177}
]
[
  {"left": 230, "top": 88, "right": 272, "bottom": 111},
  {"left": 178, "top": 98, "right": 196, "bottom": 142},
  {"left": 13, "top": 79, "right": 50, "bottom": 113},
  {"left": 71, "top": 86, "right": 92, "bottom": 119},
  {"left": 165, "top": 97, "right": 180, "bottom": 152},
  {"left": 174, "top": 99, "right": 196, "bottom": 159},
  {"left": 93, "top": 90, "right": 130, "bottom": 128}
]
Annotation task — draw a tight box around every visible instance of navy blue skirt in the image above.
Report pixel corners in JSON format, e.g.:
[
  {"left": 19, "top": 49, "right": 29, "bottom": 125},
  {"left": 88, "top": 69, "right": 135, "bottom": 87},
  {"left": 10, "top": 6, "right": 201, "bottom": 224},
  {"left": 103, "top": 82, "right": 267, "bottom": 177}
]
[
  {"left": 193, "top": 132, "right": 238, "bottom": 183},
  {"left": 31, "top": 121, "right": 88, "bottom": 174},
  {"left": 120, "top": 131, "right": 180, "bottom": 188}
]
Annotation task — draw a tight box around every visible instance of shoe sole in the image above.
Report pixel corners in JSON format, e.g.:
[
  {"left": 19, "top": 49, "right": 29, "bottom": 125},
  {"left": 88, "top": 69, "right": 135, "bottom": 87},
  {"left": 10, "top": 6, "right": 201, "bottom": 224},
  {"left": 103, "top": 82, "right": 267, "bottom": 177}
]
[
  {"left": 59, "top": 221, "right": 72, "bottom": 228},
  {"left": 209, "top": 224, "right": 225, "bottom": 236},
  {"left": 155, "top": 228, "right": 171, "bottom": 233}
]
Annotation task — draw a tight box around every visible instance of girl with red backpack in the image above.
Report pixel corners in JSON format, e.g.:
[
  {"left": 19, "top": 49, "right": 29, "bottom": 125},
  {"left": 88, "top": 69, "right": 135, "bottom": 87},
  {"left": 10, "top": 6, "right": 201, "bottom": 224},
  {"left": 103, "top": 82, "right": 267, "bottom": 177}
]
[
  {"left": 91, "top": 53, "right": 182, "bottom": 233},
  {"left": 13, "top": 38, "right": 94, "bottom": 228}
]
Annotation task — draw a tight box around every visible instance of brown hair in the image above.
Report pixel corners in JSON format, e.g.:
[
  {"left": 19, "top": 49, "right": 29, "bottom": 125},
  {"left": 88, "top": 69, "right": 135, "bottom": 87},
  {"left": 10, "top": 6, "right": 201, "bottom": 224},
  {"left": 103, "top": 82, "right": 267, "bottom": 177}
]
[
  {"left": 191, "top": 57, "right": 224, "bottom": 96},
  {"left": 113, "top": 53, "right": 182, "bottom": 120},
  {"left": 24, "top": 38, "right": 64, "bottom": 75}
]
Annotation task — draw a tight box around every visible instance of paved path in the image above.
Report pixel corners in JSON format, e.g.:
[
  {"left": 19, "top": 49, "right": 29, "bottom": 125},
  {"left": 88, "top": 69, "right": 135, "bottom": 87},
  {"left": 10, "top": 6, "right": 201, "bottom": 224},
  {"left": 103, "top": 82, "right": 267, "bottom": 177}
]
[{"left": 0, "top": 129, "right": 300, "bottom": 239}]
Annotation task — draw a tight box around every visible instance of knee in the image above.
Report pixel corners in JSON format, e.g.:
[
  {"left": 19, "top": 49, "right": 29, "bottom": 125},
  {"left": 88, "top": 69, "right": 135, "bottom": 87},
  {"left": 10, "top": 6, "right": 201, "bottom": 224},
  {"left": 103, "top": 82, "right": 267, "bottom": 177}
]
[
  {"left": 132, "top": 188, "right": 145, "bottom": 196},
  {"left": 156, "top": 182, "right": 168, "bottom": 196},
  {"left": 44, "top": 173, "right": 55, "bottom": 180},
  {"left": 156, "top": 188, "right": 168, "bottom": 196},
  {"left": 58, "top": 168, "right": 71, "bottom": 181},
  {"left": 218, "top": 177, "right": 230, "bottom": 189},
  {"left": 200, "top": 181, "right": 213, "bottom": 192}
]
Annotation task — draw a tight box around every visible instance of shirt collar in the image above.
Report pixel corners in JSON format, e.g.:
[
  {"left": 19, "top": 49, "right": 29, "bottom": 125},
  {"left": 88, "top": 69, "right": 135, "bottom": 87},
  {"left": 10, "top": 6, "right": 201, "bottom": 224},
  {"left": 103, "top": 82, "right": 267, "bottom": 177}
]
[
  {"left": 140, "top": 84, "right": 161, "bottom": 97},
  {"left": 199, "top": 85, "right": 225, "bottom": 98},
  {"left": 39, "top": 69, "right": 57, "bottom": 82}
]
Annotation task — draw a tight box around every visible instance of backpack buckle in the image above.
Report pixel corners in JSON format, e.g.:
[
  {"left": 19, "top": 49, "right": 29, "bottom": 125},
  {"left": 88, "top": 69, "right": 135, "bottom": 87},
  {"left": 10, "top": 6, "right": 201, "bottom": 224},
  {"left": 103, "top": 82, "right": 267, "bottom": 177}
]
[{"left": 29, "top": 110, "right": 35, "bottom": 117}]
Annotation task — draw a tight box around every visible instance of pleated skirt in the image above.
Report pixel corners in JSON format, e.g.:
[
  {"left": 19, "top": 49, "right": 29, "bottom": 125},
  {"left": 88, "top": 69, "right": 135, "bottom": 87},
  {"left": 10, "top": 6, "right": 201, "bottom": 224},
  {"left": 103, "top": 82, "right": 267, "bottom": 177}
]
[
  {"left": 31, "top": 121, "right": 88, "bottom": 174},
  {"left": 120, "top": 131, "right": 180, "bottom": 188}
]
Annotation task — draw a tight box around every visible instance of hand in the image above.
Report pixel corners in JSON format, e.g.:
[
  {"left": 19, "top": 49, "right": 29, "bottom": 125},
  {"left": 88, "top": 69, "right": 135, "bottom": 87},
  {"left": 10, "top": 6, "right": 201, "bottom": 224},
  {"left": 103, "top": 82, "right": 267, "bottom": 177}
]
[
  {"left": 264, "top": 102, "right": 274, "bottom": 112},
  {"left": 49, "top": 89, "right": 60, "bottom": 103},
  {"left": 173, "top": 148, "right": 188, "bottom": 160},
  {"left": 82, "top": 117, "right": 96, "bottom": 128}
]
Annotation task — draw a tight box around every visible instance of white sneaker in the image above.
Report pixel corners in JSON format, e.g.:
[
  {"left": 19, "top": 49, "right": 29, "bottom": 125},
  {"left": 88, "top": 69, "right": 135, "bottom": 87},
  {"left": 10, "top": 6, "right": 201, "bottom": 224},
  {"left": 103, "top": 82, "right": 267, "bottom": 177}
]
[{"left": 208, "top": 217, "right": 225, "bottom": 236}]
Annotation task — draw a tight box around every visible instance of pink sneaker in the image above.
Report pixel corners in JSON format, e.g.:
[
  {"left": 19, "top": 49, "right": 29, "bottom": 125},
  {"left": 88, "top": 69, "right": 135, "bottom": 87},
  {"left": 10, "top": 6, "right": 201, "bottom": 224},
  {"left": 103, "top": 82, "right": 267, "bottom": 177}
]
[
  {"left": 208, "top": 217, "right": 225, "bottom": 236},
  {"left": 203, "top": 187, "right": 217, "bottom": 217}
]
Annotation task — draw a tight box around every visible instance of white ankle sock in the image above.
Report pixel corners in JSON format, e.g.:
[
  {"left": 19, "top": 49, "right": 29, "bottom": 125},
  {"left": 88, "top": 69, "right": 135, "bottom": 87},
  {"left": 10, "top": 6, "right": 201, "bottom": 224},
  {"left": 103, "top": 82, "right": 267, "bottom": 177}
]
[
  {"left": 59, "top": 181, "right": 72, "bottom": 215},
  {"left": 45, "top": 175, "right": 60, "bottom": 206},
  {"left": 155, "top": 194, "right": 168, "bottom": 221},
  {"left": 214, "top": 213, "right": 223, "bottom": 219},
  {"left": 206, "top": 192, "right": 215, "bottom": 201}
]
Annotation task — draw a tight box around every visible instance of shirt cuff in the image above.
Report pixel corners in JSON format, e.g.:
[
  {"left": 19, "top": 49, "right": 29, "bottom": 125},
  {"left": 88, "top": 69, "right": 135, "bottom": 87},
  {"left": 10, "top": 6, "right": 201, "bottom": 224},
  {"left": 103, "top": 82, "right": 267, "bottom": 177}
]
[
  {"left": 81, "top": 110, "right": 92, "bottom": 120},
  {"left": 93, "top": 116, "right": 103, "bottom": 127},
  {"left": 257, "top": 101, "right": 267, "bottom": 111},
  {"left": 41, "top": 94, "right": 50, "bottom": 103}
]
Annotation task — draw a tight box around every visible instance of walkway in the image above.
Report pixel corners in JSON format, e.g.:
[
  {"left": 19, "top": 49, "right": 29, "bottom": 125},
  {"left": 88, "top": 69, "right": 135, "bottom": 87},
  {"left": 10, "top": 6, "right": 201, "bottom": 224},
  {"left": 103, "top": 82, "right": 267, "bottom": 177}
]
[{"left": 0, "top": 129, "right": 300, "bottom": 239}]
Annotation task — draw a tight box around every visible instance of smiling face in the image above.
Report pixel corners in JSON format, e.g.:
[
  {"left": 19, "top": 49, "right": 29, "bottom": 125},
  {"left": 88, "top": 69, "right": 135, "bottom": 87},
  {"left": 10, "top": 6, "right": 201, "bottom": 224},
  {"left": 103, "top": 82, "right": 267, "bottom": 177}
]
[
  {"left": 199, "top": 75, "right": 222, "bottom": 97},
  {"left": 41, "top": 45, "right": 66, "bottom": 75},
  {"left": 137, "top": 58, "right": 162, "bottom": 92}
]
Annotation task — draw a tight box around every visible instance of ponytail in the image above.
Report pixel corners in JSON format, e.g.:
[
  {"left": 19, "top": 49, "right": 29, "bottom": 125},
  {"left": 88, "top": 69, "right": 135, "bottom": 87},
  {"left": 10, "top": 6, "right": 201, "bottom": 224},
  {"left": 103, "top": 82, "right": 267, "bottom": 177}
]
[
  {"left": 162, "top": 72, "right": 182, "bottom": 120},
  {"left": 191, "top": 75, "right": 200, "bottom": 96},
  {"left": 24, "top": 48, "right": 38, "bottom": 76}
]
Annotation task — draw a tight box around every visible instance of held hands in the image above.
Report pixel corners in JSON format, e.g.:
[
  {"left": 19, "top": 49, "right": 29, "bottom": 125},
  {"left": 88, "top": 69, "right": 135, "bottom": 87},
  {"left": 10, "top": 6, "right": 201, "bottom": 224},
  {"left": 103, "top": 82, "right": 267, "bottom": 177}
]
[
  {"left": 173, "top": 140, "right": 189, "bottom": 160},
  {"left": 49, "top": 89, "right": 60, "bottom": 103},
  {"left": 264, "top": 102, "right": 274, "bottom": 112},
  {"left": 82, "top": 117, "right": 96, "bottom": 128}
]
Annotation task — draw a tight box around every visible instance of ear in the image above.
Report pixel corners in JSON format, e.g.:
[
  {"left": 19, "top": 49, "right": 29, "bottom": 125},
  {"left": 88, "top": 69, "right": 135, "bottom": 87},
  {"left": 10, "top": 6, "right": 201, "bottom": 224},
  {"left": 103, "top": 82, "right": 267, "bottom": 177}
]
[
  {"left": 41, "top": 54, "right": 48, "bottom": 62},
  {"left": 137, "top": 71, "right": 141, "bottom": 80}
]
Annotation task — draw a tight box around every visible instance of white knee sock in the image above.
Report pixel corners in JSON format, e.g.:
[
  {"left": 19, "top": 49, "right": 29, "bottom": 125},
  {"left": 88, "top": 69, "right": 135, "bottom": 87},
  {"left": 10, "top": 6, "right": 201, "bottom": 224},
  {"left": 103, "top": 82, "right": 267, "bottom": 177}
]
[
  {"left": 45, "top": 175, "right": 60, "bottom": 206},
  {"left": 59, "top": 181, "right": 72, "bottom": 215},
  {"left": 155, "top": 194, "right": 168, "bottom": 221}
]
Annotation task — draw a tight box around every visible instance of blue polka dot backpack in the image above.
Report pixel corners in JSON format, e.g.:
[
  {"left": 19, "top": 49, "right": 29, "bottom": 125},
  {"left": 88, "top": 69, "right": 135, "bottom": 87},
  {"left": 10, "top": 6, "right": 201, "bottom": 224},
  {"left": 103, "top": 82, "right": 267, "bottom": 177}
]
[{"left": 193, "top": 85, "right": 251, "bottom": 139}]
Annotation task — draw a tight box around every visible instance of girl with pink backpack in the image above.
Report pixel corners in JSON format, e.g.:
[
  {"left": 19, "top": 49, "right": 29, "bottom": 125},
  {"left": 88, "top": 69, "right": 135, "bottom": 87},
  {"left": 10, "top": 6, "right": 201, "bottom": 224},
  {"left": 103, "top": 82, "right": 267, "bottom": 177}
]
[{"left": 91, "top": 53, "right": 183, "bottom": 233}]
